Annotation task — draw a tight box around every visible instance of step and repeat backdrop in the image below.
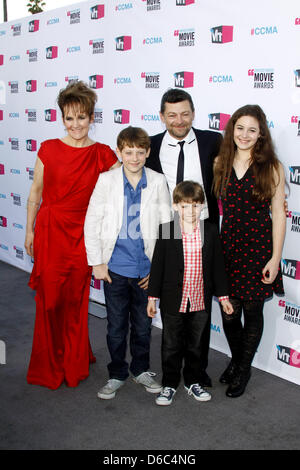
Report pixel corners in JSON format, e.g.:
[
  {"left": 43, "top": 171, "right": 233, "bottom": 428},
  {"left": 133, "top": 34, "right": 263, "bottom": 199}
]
[{"left": 0, "top": 0, "right": 299, "bottom": 384}]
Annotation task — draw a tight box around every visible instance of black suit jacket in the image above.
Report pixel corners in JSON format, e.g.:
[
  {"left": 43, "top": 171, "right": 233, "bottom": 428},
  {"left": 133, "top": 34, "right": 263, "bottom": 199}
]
[
  {"left": 148, "top": 217, "right": 228, "bottom": 315},
  {"left": 146, "top": 128, "right": 222, "bottom": 225}
]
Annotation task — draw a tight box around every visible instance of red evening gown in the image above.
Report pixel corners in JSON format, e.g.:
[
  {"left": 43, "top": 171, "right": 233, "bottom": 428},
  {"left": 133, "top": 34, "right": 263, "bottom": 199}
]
[{"left": 27, "top": 139, "right": 117, "bottom": 389}]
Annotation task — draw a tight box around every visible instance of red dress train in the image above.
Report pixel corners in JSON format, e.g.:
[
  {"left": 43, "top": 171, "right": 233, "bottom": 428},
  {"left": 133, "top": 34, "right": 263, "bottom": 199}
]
[{"left": 27, "top": 139, "right": 117, "bottom": 389}]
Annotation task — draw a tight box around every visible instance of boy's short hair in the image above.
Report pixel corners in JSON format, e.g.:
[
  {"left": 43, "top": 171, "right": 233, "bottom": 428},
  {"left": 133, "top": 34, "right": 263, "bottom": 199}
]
[
  {"left": 173, "top": 181, "right": 205, "bottom": 204},
  {"left": 117, "top": 126, "right": 151, "bottom": 151}
]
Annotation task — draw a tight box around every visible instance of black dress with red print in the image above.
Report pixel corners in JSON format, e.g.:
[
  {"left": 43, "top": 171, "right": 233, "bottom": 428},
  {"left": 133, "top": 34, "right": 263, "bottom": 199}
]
[{"left": 220, "top": 166, "right": 284, "bottom": 301}]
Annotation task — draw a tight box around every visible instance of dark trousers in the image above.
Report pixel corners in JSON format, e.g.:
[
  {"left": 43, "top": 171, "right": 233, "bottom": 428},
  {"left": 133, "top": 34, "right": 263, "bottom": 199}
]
[
  {"left": 104, "top": 270, "right": 152, "bottom": 381},
  {"left": 160, "top": 304, "right": 209, "bottom": 389},
  {"left": 221, "top": 298, "right": 264, "bottom": 371}
]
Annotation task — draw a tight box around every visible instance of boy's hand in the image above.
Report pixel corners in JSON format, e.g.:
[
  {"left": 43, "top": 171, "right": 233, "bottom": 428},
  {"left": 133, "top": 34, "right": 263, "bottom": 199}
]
[
  {"left": 138, "top": 274, "right": 149, "bottom": 290},
  {"left": 221, "top": 299, "right": 233, "bottom": 315},
  {"left": 93, "top": 264, "right": 112, "bottom": 284},
  {"left": 147, "top": 299, "right": 157, "bottom": 318}
]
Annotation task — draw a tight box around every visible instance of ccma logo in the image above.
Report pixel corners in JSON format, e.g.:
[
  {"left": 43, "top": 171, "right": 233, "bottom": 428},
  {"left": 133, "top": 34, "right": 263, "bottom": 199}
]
[
  {"left": 276, "top": 345, "right": 300, "bottom": 368},
  {"left": 114, "top": 109, "right": 130, "bottom": 124},
  {"left": 251, "top": 26, "right": 278, "bottom": 35},
  {"left": 174, "top": 71, "right": 194, "bottom": 88},
  {"left": 211, "top": 26, "right": 233, "bottom": 44},
  {"left": 281, "top": 258, "right": 300, "bottom": 280}
]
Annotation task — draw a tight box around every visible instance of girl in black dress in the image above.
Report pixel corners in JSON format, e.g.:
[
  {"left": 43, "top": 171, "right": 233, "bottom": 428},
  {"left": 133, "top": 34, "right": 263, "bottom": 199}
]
[{"left": 214, "top": 105, "right": 286, "bottom": 397}]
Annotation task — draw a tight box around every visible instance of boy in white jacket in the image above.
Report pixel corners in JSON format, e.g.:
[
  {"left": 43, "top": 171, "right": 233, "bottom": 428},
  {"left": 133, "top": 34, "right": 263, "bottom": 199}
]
[{"left": 84, "top": 126, "right": 171, "bottom": 399}]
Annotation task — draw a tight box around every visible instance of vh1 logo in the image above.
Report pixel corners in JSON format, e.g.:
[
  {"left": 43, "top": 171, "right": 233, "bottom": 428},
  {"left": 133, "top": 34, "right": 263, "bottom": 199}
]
[
  {"left": 28, "top": 19, "right": 39, "bottom": 32},
  {"left": 46, "top": 46, "right": 58, "bottom": 59},
  {"left": 176, "top": 0, "right": 195, "bottom": 4},
  {"left": 0, "top": 55, "right": 3, "bottom": 66},
  {"left": 0, "top": 164, "right": 4, "bottom": 175},
  {"left": 174, "top": 71, "right": 194, "bottom": 88},
  {"left": 91, "top": 275, "right": 101, "bottom": 290},
  {"left": 91, "top": 4, "right": 105, "bottom": 19},
  {"left": 45, "top": 109, "right": 57, "bottom": 122},
  {"left": 0, "top": 110, "right": 3, "bottom": 120},
  {"left": 26, "top": 139, "right": 37, "bottom": 151},
  {"left": 281, "top": 259, "right": 300, "bottom": 280},
  {"left": 209, "top": 113, "right": 231, "bottom": 130},
  {"left": 211, "top": 25, "right": 233, "bottom": 44},
  {"left": 89, "top": 75, "right": 104, "bottom": 89},
  {"left": 0, "top": 216, "right": 7, "bottom": 227},
  {"left": 114, "top": 109, "right": 130, "bottom": 124},
  {"left": 26, "top": 80, "right": 37, "bottom": 92},
  {"left": 115, "top": 36, "right": 132, "bottom": 51}
]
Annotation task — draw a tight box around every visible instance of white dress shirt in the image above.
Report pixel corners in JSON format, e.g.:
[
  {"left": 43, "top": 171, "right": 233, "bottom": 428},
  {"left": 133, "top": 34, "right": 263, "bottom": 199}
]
[{"left": 159, "top": 128, "right": 209, "bottom": 220}]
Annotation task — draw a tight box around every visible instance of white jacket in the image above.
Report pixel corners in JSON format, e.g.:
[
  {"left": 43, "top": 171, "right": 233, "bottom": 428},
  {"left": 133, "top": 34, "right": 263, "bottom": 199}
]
[{"left": 84, "top": 166, "right": 172, "bottom": 266}]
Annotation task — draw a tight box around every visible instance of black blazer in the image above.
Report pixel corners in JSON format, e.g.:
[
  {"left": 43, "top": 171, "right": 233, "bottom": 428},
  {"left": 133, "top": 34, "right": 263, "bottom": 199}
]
[
  {"left": 148, "top": 217, "right": 228, "bottom": 315},
  {"left": 146, "top": 128, "right": 222, "bottom": 225}
]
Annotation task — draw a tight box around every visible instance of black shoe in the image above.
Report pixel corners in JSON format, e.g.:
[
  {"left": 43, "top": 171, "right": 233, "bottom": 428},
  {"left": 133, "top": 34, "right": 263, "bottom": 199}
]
[
  {"left": 199, "top": 370, "right": 212, "bottom": 388},
  {"left": 226, "top": 369, "right": 251, "bottom": 398},
  {"left": 219, "top": 361, "right": 238, "bottom": 384}
]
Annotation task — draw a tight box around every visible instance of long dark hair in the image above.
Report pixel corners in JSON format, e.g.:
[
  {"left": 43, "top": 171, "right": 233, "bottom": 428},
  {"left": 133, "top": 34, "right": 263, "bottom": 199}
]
[{"left": 214, "top": 104, "right": 280, "bottom": 201}]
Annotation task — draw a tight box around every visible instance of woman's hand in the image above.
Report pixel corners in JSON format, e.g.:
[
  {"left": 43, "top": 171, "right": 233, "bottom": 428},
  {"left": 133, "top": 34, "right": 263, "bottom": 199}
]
[
  {"left": 262, "top": 257, "right": 280, "bottom": 284},
  {"left": 220, "top": 299, "right": 234, "bottom": 315},
  {"left": 25, "top": 231, "right": 34, "bottom": 257}
]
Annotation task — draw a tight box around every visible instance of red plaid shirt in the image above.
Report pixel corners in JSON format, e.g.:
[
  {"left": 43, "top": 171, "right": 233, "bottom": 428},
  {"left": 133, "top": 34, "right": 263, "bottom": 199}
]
[
  {"left": 149, "top": 222, "right": 229, "bottom": 311},
  {"left": 179, "top": 222, "right": 205, "bottom": 312}
]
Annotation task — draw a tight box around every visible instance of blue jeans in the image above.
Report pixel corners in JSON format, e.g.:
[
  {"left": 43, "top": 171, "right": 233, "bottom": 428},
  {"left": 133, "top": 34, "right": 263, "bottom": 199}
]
[{"left": 103, "top": 270, "right": 152, "bottom": 380}]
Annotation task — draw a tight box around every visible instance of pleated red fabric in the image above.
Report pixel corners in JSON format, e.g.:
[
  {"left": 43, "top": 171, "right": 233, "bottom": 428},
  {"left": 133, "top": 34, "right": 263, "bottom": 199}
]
[{"left": 27, "top": 139, "right": 117, "bottom": 389}]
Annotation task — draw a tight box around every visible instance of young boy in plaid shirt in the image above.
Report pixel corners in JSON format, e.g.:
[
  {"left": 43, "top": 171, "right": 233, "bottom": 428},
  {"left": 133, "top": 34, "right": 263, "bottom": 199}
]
[{"left": 147, "top": 181, "right": 233, "bottom": 405}]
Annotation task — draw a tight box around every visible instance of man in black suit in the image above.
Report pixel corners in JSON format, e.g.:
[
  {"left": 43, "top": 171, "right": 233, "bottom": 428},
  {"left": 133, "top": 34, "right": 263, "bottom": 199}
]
[{"left": 145, "top": 88, "right": 222, "bottom": 387}]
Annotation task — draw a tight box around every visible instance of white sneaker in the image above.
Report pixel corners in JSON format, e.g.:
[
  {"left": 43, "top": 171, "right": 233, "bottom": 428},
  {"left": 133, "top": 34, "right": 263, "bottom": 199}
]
[
  {"left": 133, "top": 371, "right": 162, "bottom": 393},
  {"left": 97, "top": 379, "right": 125, "bottom": 400},
  {"left": 155, "top": 387, "right": 176, "bottom": 406},
  {"left": 185, "top": 383, "right": 211, "bottom": 402}
]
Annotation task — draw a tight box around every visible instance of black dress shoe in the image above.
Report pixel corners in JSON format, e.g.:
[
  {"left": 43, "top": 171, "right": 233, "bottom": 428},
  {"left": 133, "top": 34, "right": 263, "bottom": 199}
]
[
  {"left": 199, "top": 370, "right": 212, "bottom": 388},
  {"left": 226, "top": 369, "right": 251, "bottom": 398},
  {"left": 219, "top": 361, "right": 238, "bottom": 384}
]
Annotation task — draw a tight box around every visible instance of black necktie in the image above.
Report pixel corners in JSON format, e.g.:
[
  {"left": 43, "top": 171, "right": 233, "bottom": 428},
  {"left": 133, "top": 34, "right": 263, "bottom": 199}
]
[{"left": 176, "top": 140, "right": 185, "bottom": 184}]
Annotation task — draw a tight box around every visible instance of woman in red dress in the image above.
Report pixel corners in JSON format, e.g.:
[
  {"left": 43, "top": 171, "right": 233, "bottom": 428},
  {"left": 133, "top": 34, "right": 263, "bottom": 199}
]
[{"left": 24, "top": 81, "right": 120, "bottom": 389}]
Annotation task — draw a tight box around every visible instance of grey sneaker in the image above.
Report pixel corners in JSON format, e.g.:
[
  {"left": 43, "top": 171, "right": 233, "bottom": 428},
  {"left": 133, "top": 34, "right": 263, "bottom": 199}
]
[
  {"left": 97, "top": 379, "right": 125, "bottom": 400},
  {"left": 155, "top": 387, "right": 176, "bottom": 406},
  {"left": 133, "top": 371, "right": 162, "bottom": 393},
  {"left": 184, "top": 383, "right": 211, "bottom": 402}
]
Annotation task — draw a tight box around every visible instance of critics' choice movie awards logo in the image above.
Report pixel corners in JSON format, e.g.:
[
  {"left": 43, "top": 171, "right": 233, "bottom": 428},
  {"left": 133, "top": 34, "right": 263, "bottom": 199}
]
[
  {"left": 281, "top": 259, "right": 300, "bottom": 280},
  {"left": 9, "top": 81, "right": 18, "bottom": 94},
  {"left": 174, "top": 71, "right": 194, "bottom": 88},
  {"left": 279, "top": 299, "right": 300, "bottom": 326},
  {"left": 114, "top": 109, "right": 130, "bottom": 124},
  {"left": 248, "top": 68, "right": 275, "bottom": 88},
  {"left": 174, "top": 28, "right": 195, "bottom": 47},
  {"left": 276, "top": 345, "right": 300, "bottom": 368},
  {"left": 115, "top": 36, "right": 132, "bottom": 51},
  {"left": 290, "top": 117, "right": 300, "bottom": 136},
  {"left": 11, "top": 24, "right": 21, "bottom": 36},
  {"left": 27, "top": 49, "right": 37, "bottom": 62},
  {"left": 142, "top": 0, "right": 161, "bottom": 11},
  {"left": 141, "top": 72, "right": 159, "bottom": 88},
  {"left": 289, "top": 166, "right": 300, "bottom": 184},
  {"left": 67, "top": 9, "right": 80, "bottom": 24},
  {"left": 9, "top": 138, "right": 19, "bottom": 150},
  {"left": 94, "top": 108, "right": 103, "bottom": 124},
  {"left": 89, "top": 39, "right": 104, "bottom": 54},
  {"left": 13, "top": 245, "right": 24, "bottom": 259},
  {"left": 26, "top": 167, "right": 34, "bottom": 180},
  {"left": 208, "top": 113, "right": 231, "bottom": 131},
  {"left": 287, "top": 211, "right": 300, "bottom": 233},
  {"left": 90, "top": 4, "right": 105, "bottom": 19},
  {"left": 211, "top": 25, "right": 233, "bottom": 43},
  {"left": 11, "top": 193, "right": 21, "bottom": 206}
]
